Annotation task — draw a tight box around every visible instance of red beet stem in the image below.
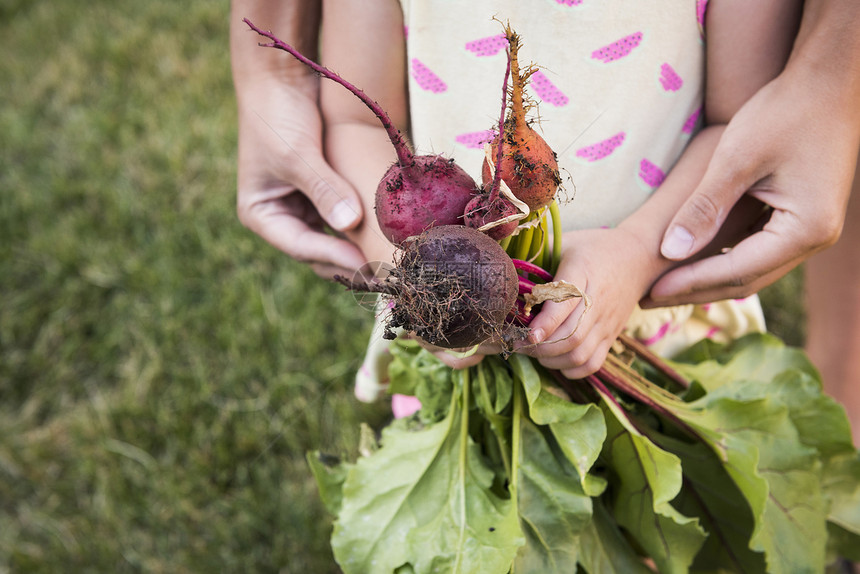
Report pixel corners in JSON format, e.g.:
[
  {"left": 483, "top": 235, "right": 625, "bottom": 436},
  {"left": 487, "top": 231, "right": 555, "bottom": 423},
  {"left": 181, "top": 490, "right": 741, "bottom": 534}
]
[
  {"left": 489, "top": 48, "right": 511, "bottom": 203},
  {"left": 512, "top": 259, "right": 553, "bottom": 282},
  {"left": 585, "top": 375, "right": 648, "bottom": 431},
  {"left": 618, "top": 333, "right": 690, "bottom": 390},
  {"left": 243, "top": 18, "right": 413, "bottom": 167},
  {"left": 518, "top": 276, "right": 535, "bottom": 295},
  {"left": 589, "top": 368, "right": 700, "bottom": 438},
  {"left": 513, "top": 300, "right": 533, "bottom": 325}
]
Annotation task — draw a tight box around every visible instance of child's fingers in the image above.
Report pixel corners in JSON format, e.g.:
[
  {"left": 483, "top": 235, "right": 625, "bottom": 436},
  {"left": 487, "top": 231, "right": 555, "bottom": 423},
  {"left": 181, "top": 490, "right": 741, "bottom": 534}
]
[
  {"left": 525, "top": 276, "right": 589, "bottom": 348},
  {"left": 534, "top": 328, "right": 613, "bottom": 378},
  {"left": 560, "top": 336, "right": 615, "bottom": 379},
  {"left": 417, "top": 337, "right": 500, "bottom": 369},
  {"left": 533, "top": 317, "right": 600, "bottom": 367},
  {"left": 523, "top": 300, "right": 589, "bottom": 358}
]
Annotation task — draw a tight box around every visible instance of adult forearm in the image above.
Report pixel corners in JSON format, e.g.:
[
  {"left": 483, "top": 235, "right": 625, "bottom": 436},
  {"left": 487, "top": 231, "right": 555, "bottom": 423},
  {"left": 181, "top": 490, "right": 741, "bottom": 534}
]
[
  {"left": 789, "top": 0, "right": 860, "bottom": 125},
  {"left": 230, "top": 0, "right": 322, "bottom": 97},
  {"left": 617, "top": 126, "right": 726, "bottom": 284}
]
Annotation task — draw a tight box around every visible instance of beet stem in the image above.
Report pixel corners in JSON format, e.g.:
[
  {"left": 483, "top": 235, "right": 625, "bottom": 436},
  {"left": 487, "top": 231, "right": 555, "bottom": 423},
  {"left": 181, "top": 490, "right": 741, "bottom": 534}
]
[
  {"left": 512, "top": 259, "right": 553, "bottom": 282},
  {"left": 591, "top": 364, "right": 700, "bottom": 438},
  {"left": 618, "top": 333, "right": 691, "bottom": 390},
  {"left": 549, "top": 200, "right": 562, "bottom": 275},
  {"left": 512, "top": 299, "right": 533, "bottom": 324},
  {"left": 489, "top": 48, "right": 511, "bottom": 204},
  {"left": 243, "top": 18, "right": 413, "bottom": 167},
  {"left": 585, "top": 375, "right": 642, "bottom": 425},
  {"left": 518, "top": 276, "right": 535, "bottom": 295},
  {"left": 527, "top": 222, "right": 545, "bottom": 263},
  {"left": 507, "top": 27, "right": 525, "bottom": 128},
  {"left": 514, "top": 226, "right": 535, "bottom": 261}
]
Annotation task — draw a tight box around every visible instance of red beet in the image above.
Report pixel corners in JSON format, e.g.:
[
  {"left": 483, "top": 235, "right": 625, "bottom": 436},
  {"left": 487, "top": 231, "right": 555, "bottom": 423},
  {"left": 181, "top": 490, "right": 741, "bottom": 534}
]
[
  {"left": 376, "top": 156, "right": 477, "bottom": 245},
  {"left": 463, "top": 193, "right": 520, "bottom": 240}
]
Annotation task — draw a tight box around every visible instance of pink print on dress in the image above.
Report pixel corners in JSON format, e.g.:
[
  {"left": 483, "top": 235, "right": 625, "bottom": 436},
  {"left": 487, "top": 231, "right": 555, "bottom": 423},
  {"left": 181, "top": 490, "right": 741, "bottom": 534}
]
[
  {"left": 640, "top": 321, "right": 672, "bottom": 346},
  {"left": 411, "top": 59, "right": 447, "bottom": 93},
  {"left": 455, "top": 130, "right": 495, "bottom": 149},
  {"left": 465, "top": 34, "right": 507, "bottom": 57},
  {"left": 531, "top": 71, "right": 569, "bottom": 107},
  {"left": 639, "top": 159, "right": 665, "bottom": 188},
  {"left": 591, "top": 32, "right": 643, "bottom": 63},
  {"left": 659, "top": 63, "right": 683, "bottom": 92},
  {"left": 682, "top": 107, "right": 702, "bottom": 134},
  {"left": 697, "top": 0, "right": 709, "bottom": 34},
  {"left": 556, "top": 0, "right": 584, "bottom": 5},
  {"left": 576, "top": 132, "right": 625, "bottom": 162}
]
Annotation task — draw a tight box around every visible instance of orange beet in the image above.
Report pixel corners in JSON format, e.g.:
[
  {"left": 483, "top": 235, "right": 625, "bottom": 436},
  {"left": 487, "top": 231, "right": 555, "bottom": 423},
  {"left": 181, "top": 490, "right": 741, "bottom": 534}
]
[{"left": 481, "top": 25, "right": 560, "bottom": 212}]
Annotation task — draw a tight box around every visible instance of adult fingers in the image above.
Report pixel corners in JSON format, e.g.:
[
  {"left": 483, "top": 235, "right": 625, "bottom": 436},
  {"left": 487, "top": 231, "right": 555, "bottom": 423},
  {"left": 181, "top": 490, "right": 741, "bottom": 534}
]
[
  {"left": 287, "top": 148, "right": 365, "bottom": 232},
  {"left": 250, "top": 205, "right": 367, "bottom": 272},
  {"left": 661, "top": 134, "right": 770, "bottom": 261},
  {"left": 646, "top": 223, "right": 806, "bottom": 306},
  {"left": 645, "top": 255, "right": 801, "bottom": 306}
]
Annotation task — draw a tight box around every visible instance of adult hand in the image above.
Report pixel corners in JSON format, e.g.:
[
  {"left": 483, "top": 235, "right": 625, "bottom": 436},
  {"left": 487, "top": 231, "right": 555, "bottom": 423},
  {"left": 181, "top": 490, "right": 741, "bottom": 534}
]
[
  {"left": 235, "top": 76, "right": 367, "bottom": 279},
  {"left": 649, "top": 69, "right": 860, "bottom": 306},
  {"left": 231, "top": 2, "right": 367, "bottom": 279}
]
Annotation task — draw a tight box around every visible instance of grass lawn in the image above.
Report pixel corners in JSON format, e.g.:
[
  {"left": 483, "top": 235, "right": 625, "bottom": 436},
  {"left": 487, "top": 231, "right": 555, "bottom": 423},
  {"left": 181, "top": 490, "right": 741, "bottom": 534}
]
[{"left": 0, "top": 1, "right": 804, "bottom": 572}]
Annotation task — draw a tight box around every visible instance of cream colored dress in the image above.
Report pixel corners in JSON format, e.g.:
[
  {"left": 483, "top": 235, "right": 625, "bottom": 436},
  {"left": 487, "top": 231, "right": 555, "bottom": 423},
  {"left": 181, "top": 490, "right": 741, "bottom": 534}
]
[{"left": 355, "top": 0, "right": 765, "bottom": 401}]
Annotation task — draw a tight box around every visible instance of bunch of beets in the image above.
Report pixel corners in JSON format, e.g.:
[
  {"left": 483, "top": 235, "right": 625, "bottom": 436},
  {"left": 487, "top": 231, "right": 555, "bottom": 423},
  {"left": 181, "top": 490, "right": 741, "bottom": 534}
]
[{"left": 244, "top": 19, "right": 567, "bottom": 351}]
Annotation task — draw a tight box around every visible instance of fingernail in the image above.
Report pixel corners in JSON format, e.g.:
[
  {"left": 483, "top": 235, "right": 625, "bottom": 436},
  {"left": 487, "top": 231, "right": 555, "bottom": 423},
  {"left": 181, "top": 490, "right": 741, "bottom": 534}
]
[
  {"left": 661, "top": 225, "right": 694, "bottom": 260},
  {"left": 329, "top": 200, "right": 359, "bottom": 230},
  {"left": 530, "top": 328, "right": 545, "bottom": 344}
]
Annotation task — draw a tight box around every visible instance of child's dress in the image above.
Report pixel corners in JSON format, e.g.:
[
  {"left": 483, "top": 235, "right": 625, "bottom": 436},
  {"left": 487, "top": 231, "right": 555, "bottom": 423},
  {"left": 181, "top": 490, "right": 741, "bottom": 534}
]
[{"left": 355, "top": 0, "right": 766, "bottom": 401}]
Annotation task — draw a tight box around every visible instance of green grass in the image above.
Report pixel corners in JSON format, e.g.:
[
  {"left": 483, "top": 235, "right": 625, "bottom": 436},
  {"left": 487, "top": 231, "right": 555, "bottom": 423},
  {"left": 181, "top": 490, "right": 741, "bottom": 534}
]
[
  {"left": 0, "top": 2, "right": 389, "bottom": 572},
  {"left": 0, "top": 2, "right": 804, "bottom": 572}
]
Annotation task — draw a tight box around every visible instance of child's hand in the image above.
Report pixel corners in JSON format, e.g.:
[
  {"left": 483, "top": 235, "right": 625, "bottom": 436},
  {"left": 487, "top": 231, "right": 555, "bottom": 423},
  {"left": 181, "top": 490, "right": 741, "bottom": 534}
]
[{"left": 520, "top": 227, "right": 656, "bottom": 378}]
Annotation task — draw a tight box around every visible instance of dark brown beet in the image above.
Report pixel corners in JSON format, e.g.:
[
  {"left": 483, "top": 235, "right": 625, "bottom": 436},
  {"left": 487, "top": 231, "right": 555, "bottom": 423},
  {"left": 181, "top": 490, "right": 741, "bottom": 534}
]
[
  {"left": 334, "top": 225, "right": 519, "bottom": 349},
  {"left": 390, "top": 226, "right": 518, "bottom": 348}
]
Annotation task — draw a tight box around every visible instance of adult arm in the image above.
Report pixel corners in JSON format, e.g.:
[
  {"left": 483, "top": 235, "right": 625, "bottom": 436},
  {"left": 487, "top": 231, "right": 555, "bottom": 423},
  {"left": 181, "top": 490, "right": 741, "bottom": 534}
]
[
  {"left": 649, "top": 0, "right": 860, "bottom": 306},
  {"left": 231, "top": 0, "right": 367, "bottom": 279},
  {"left": 524, "top": 127, "right": 726, "bottom": 378}
]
